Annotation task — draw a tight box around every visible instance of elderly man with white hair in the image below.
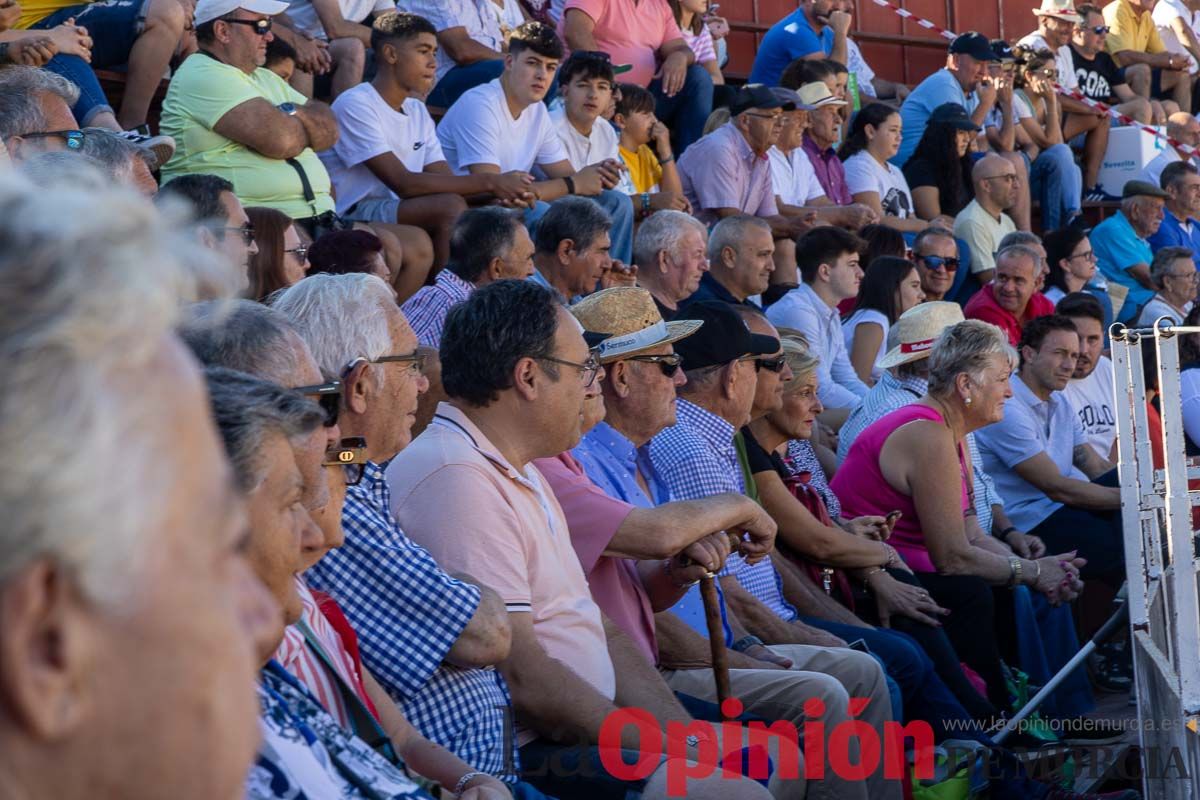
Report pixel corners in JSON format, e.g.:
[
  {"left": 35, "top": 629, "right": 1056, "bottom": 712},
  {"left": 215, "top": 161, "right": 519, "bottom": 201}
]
[
  {"left": 631, "top": 208, "right": 710, "bottom": 319},
  {"left": 272, "top": 273, "right": 524, "bottom": 787},
  {"left": 0, "top": 171, "right": 278, "bottom": 799}
]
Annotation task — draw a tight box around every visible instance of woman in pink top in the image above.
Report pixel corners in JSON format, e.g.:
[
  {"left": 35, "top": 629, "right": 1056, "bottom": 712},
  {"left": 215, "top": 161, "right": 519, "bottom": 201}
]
[{"left": 832, "top": 320, "right": 1086, "bottom": 710}]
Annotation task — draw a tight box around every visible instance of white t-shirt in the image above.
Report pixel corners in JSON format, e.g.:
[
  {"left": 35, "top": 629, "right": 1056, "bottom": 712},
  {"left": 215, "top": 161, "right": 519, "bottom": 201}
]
[
  {"left": 437, "top": 78, "right": 569, "bottom": 174},
  {"left": 286, "top": 0, "right": 394, "bottom": 39},
  {"left": 1016, "top": 31, "right": 1080, "bottom": 90},
  {"left": 1062, "top": 355, "right": 1117, "bottom": 460},
  {"left": 321, "top": 85, "right": 444, "bottom": 215},
  {"left": 768, "top": 146, "right": 825, "bottom": 206},
  {"left": 1153, "top": 0, "right": 1200, "bottom": 73},
  {"left": 841, "top": 307, "right": 888, "bottom": 384},
  {"left": 985, "top": 94, "right": 1034, "bottom": 131},
  {"left": 843, "top": 151, "right": 913, "bottom": 218},
  {"left": 1137, "top": 294, "right": 1193, "bottom": 325},
  {"left": 548, "top": 107, "right": 636, "bottom": 194},
  {"left": 1044, "top": 286, "right": 1066, "bottom": 306}
]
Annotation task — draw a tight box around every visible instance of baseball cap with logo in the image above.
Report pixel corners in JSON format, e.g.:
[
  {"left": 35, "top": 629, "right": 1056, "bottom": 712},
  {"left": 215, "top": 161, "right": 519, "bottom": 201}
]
[{"left": 671, "top": 302, "right": 779, "bottom": 371}]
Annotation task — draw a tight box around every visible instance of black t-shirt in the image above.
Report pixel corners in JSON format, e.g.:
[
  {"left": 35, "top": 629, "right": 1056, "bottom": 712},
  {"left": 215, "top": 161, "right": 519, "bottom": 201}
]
[
  {"left": 1071, "top": 46, "right": 1125, "bottom": 102},
  {"left": 739, "top": 426, "right": 790, "bottom": 478},
  {"left": 902, "top": 157, "right": 973, "bottom": 217}
]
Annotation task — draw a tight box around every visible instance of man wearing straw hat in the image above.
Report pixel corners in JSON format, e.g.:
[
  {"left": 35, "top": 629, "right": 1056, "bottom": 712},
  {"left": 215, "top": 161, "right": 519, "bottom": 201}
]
[{"left": 569, "top": 287, "right": 897, "bottom": 800}]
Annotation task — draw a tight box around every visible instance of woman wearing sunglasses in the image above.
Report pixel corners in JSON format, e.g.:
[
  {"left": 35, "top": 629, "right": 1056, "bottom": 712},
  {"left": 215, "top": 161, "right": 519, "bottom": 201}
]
[{"left": 246, "top": 207, "right": 310, "bottom": 302}]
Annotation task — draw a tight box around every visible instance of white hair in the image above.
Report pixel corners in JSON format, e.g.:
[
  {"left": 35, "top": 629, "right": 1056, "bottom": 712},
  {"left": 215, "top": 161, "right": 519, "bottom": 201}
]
[
  {"left": 271, "top": 272, "right": 396, "bottom": 381},
  {"left": 0, "top": 170, "right": 224, "bottom": 607},
  {"left": 633, "top": 209, "right": 708, "bottom": 269},
  {"left": 927, "top": 320, "right": 1018, "bottom": 395}
]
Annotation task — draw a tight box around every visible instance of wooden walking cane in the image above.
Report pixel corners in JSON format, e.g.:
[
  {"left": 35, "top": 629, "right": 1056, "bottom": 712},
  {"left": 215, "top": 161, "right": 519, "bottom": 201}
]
[{"left": 695, "top": 530, "right": 744, "bottom": 721}]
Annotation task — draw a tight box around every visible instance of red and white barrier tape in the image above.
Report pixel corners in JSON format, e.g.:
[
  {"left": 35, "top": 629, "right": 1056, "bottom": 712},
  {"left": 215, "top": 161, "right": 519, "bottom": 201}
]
[{"left": 867, "top": 0, "right": 1199, "bottom": 158}]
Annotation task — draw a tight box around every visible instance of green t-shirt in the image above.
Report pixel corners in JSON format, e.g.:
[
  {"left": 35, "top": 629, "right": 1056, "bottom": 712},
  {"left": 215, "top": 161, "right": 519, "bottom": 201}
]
[{"left": 160, "top": 54, "right": 334, "bottom": 219}]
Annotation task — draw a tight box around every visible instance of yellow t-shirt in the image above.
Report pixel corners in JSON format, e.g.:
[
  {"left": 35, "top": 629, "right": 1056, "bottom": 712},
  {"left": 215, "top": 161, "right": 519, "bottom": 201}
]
[
  {"left": 1104, "top": 0, "right": 1166, "bottom": 66},
  {"left": 15, "top": 0, "right": 75, "bottom": 29},
  {"left": 619, "top": 143, "right": 663, "bottom": 194},
  {"left": 159, "top": 53, "right": 335, "bottom": 219}
]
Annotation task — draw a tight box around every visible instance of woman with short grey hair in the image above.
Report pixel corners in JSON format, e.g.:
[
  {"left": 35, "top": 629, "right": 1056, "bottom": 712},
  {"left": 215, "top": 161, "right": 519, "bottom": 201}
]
[{"left": 832, "top": 320, "right": 1085, "bottom": 712}]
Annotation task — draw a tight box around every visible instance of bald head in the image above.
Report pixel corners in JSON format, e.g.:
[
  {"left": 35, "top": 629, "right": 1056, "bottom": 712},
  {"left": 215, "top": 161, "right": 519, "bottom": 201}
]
[
  {"left": 972, "top": 153, "right": 1019, "bottom": 212},
  {"left": 1167, "top": 113, "right": 1200, "bottom": 145},
  {"left": 972, "top": 154, "right": 1011, "bottom": 185}
]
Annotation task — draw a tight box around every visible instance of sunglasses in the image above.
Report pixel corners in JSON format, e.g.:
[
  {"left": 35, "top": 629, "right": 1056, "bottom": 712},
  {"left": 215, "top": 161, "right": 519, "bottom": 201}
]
[
  {"left": 626, "top": 353, "right": 683, "bottom": 378},
  {"left": 919, "top": 255, "right": 960, "bottom": 272},
  {"left": 222, "top": 16, "right": 272, "bottom": 34},
  {"left": 17, "top": 129, "right": 84, "bottom": 149},
  {"left": 323, "top": 436, "right": 367, "bottom": 487},
  {"left": 295, "top": 379, "right": 342, "bottom": 428},
  {"left": 1081, "top": 24, "right": 1109, "bottom": 34},
  {"left": 755, "top": 354, "right": 788, "bottom": 373}
]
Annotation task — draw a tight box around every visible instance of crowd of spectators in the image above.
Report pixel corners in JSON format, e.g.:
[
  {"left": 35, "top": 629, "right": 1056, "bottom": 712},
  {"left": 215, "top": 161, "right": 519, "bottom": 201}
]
[{"left": 6, "top": 0, "right": 1196, "bottom": 796}]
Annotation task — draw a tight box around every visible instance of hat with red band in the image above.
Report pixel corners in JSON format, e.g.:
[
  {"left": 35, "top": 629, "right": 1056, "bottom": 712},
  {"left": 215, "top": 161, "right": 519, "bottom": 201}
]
[{"left": 878, "top": 301, "right": 965, "bottom": 369}]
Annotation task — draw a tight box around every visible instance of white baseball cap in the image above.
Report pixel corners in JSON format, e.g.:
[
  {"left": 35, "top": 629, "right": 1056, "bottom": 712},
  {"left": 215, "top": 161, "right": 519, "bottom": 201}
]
[{"left": 194, "top": 0, "right": 290, "bottom": 27}]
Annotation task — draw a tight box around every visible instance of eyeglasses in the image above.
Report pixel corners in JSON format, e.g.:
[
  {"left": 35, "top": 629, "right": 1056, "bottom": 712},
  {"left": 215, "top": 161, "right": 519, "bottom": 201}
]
[
  {"left": 295, "top": 379, "right": 342, "bottom": 428},
  {"left": 324, "top": 436, "right": 367, "bottom": 487},
  {"left": 918, "top": 255, "right": 960, "bottom": 272},
  {"left": 16, "top": 129, "right": 84, "bottom": 149},
  {"left": 373, "top": 351, "right": 427, "bottom": 376},
  {"left": 221, "top": 16, "right": 272, "bottom": 34},
  {"left": 1068, "top": 249, "right": 1096, "bottom": 263},
  {"left": 217, "top": 224, "right": 256, "bottom": 245},
  {"left": 626, "top": 353, "right": 683, "bottom": 378},
  {"left": 754, "top": 354, "right": 788, "bottom": 373},
  {"left": 744, "top": 111, "right": 784, "bottom": 123},
  {"left": 1166, "top": 271, "right": 1199, "bottom": 281},
  {"left": 537, "top": 353, "right": 600, "bottom": 387},
  {"left": 983, "top": 173, "right": 1017, "bottom": 184},
  {"left": 285, "top": 244, "right": 309, "bottom": 261}
]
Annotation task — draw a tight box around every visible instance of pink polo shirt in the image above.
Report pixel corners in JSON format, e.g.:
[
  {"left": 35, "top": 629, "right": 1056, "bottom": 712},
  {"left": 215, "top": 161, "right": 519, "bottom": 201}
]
[
  {"left": 559, "top": 0, "right": 683, "bottom": 87},
  {"left": 534, "top": 452, "right": 659, "bottom": 667},
  {"left": 385, "top": 403, "right": 616, "bottom": 745}
]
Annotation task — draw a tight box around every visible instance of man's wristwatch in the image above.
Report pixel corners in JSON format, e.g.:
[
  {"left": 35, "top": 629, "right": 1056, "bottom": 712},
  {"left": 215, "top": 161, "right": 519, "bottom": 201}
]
[
  {"left": 731, "top": 635, "right": 764, "bottom": 653},
  {"left": 278, "top": 101, "right": 298, "bottom": 116}
]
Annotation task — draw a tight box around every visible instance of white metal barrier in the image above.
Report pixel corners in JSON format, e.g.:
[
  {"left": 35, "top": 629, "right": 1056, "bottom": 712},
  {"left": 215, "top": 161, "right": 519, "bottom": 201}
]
[{"left": 1110, "top": 321, "right": 1200, "bottom": 798}]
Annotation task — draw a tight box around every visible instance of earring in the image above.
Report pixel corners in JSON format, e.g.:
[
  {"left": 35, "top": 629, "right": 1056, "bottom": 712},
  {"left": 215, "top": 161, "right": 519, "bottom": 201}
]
[{"left": 964, "top": 396, "right": 973, "bottom": 407}]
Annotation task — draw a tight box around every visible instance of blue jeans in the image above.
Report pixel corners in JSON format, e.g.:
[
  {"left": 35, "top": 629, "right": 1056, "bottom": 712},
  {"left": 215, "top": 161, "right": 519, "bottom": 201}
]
[
  {"left": 34, "top": 0, "right": 147, "bottom": 125},
  {"left": 1028, "top": 143, "right": 1083, "bottom": 230},
  {"left": 525, "top": 189, "right": 635, "bottom": 266},
  {"left": 427, "top": 60, "right": 505, "bottom": 109},
  {"left": 800, "top": 617, "right": 991, "bottom": 745},
  {"left": 649, "top": 64, "right": 714, "bottom": 155}
]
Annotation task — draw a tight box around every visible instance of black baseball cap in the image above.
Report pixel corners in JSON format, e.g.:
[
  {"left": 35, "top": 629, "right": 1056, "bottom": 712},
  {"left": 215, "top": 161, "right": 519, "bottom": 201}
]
[
  {"left": 949, "top": 31, "right": 1000, "bottom": 61},
  {"left": 730, "top": 83, "right": 791, "bottom": 116},
  {"left": 672, "top": 302, "right": 780, "bottom": 370},
  {"left": 930, "top": 102, "right": 981, "bottom": 131},
  {"left": 990, "top": 39, "right": 1016, "bottom": 63}
]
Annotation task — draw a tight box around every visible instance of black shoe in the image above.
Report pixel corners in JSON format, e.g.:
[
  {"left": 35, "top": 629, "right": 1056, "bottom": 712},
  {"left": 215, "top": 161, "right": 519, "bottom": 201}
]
[
  {"left": 1042, "top": 789, "right": 1140, "bottom": 800},
  {"left": 1083, "top": 185, "right": 1121, "bottom": 202}
]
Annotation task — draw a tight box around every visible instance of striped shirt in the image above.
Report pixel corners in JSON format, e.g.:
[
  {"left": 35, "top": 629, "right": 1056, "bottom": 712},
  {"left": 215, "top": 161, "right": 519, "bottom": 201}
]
[
  {"left": 648, "top": 398, "right": 797, "bottom": 622},
  {"left": 275, "top": 579, "right": 364, "bottom": 727},
  {"left": 401, "top": 269, "right": 474, "bottom": 348},
  {"left": 681, "top": 24, "right": 717, "bottom": 64}
]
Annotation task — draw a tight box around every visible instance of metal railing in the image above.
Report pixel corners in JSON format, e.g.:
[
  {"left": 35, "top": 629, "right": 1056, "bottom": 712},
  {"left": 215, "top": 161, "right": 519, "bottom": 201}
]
[{"left": 1110, "top": 320, "right": 1200, "bottom": 798}]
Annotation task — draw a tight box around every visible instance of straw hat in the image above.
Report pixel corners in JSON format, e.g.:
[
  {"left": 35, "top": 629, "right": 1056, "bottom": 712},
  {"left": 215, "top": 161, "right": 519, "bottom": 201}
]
[
  {"left": 1032, "top": 0, "right": 1081, "bottom": 23},
  {"left": 570, "top": 287, "right": 702, "bottom": 364},
  {"left": 877, "top": 301, "right": 965, "bottom": 369}
]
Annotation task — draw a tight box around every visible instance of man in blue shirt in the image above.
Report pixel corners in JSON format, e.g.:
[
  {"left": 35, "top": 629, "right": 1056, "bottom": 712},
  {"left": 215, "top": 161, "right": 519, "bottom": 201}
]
[
  {"left": 975, "top": 315, "right": 1124, "bottom": 586},
  {"left": 749, "top": 0, "right": 847, "bottom": 86},
  {"left": 1089, "top": 180, "right": 1166, "bottom": 322},
  {"left": 894, "top": 32, "right": 999, "bottom": 166},
  {"left": 1148, "top": 161, "right": 1200, "bottom": 255}
]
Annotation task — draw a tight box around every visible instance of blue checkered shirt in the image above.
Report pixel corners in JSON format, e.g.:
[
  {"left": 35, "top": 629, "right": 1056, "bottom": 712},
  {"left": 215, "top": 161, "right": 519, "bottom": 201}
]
[
  {"left": 647, "top": 398, "right": 798, "bottom": 625},
  {"left": 400, "top": 270, "right": 474, "bottom": 348},
  {"left": 834, "top": 372, "right": 1001, "bottom": 532},
  {"left": 304, "top": 461, "right": 517, "bottom": 780}
]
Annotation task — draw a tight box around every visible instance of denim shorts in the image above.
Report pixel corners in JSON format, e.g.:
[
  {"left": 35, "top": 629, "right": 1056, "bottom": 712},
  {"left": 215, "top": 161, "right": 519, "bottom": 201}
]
[{"left": 32, "top": 0, "right": 148, "bottom": 67}]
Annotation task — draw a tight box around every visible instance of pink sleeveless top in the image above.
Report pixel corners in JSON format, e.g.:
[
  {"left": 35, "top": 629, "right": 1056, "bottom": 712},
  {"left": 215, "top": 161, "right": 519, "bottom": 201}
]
[{"left": 830, "top": 404, "right": 970, "bottom": 573}]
